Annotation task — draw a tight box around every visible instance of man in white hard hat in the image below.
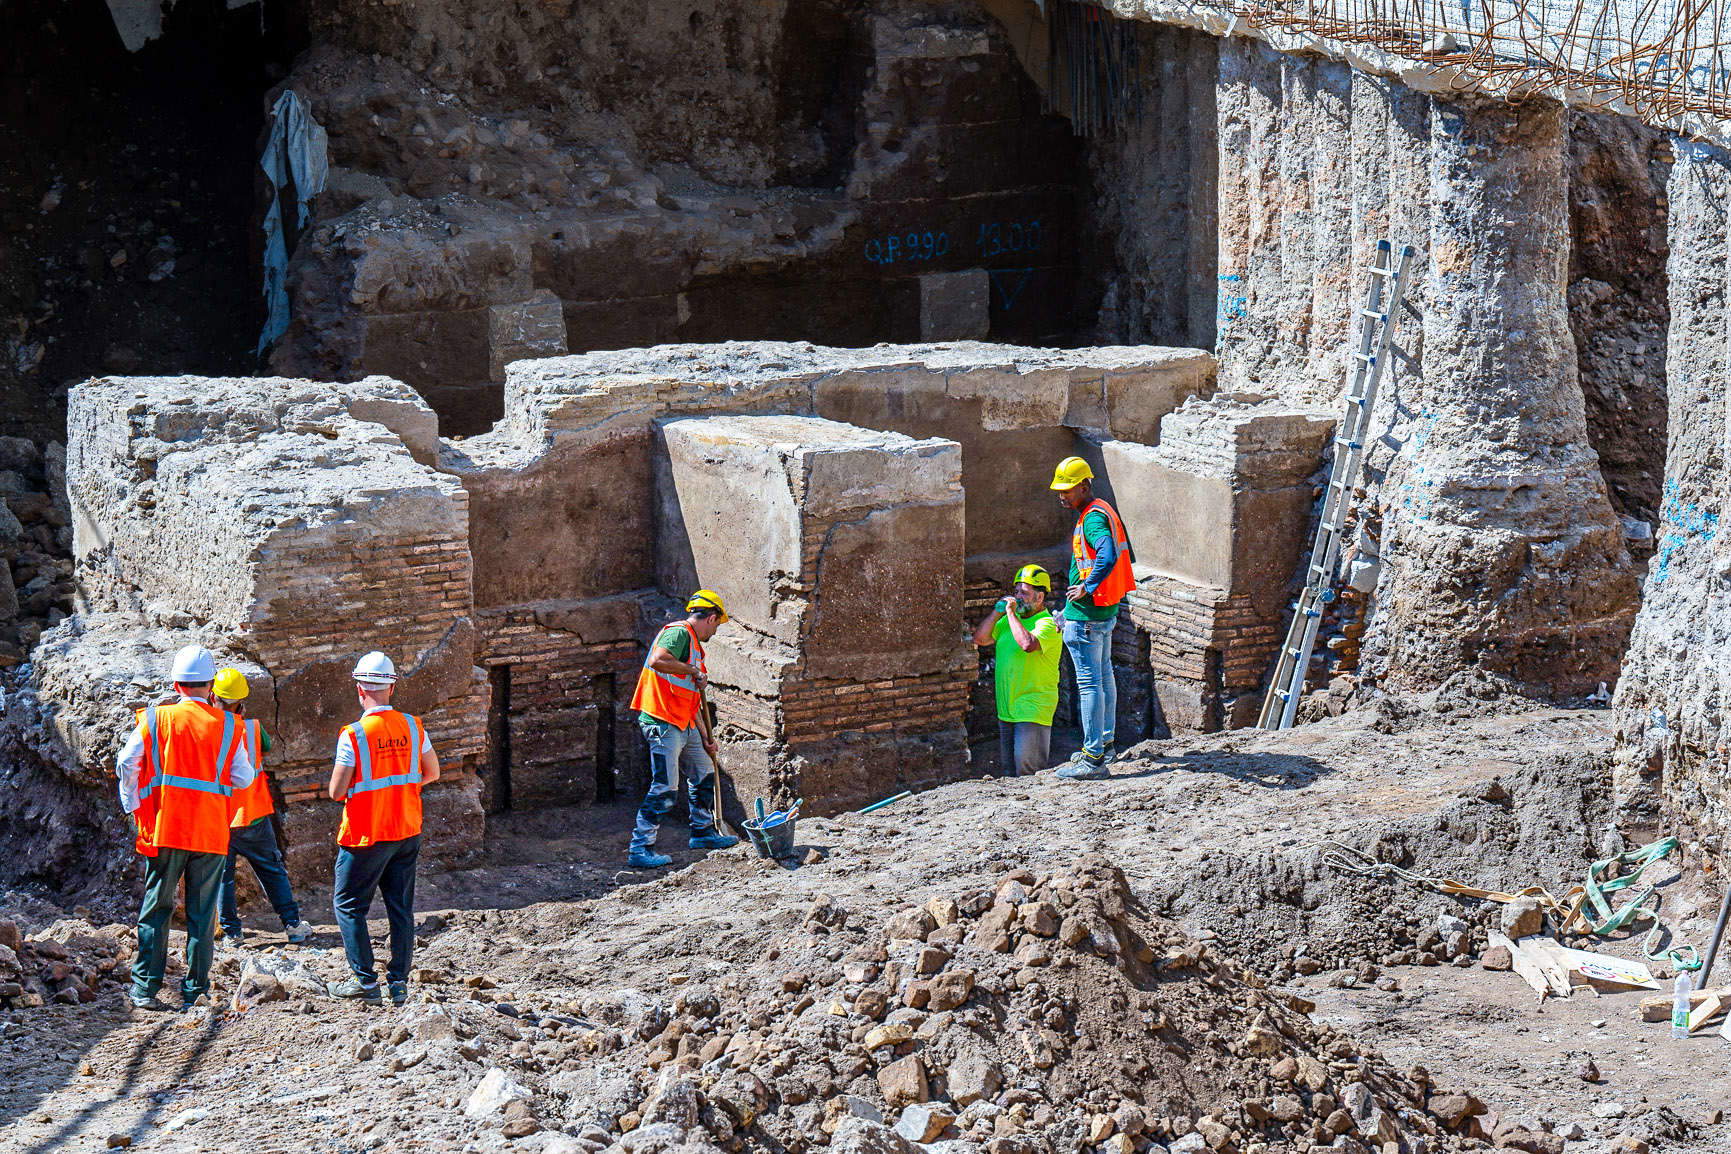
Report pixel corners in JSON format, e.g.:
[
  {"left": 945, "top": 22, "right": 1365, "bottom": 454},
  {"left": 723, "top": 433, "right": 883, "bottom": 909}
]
[
  {"left": 114, "top": 644, "right": 257, "bottom": 1010},
  {"left": 325, "top": 651, "right": 440, "bottom": 1006}
]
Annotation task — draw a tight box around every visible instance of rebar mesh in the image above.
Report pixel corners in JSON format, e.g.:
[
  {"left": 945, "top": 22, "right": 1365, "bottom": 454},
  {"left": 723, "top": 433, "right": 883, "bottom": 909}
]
[{"left": 1050, "top": 0, "right": 1731, "bottom": 127}]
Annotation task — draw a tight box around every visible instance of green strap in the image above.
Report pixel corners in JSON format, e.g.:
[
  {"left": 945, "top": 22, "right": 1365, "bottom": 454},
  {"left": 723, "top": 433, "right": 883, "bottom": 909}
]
[{"left": 1580, "top": 837, "right": 1700, "bottom": 970}]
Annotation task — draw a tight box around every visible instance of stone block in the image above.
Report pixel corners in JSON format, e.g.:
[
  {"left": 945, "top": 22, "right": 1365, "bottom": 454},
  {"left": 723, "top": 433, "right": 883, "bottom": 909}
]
[
  {"left": 919, "top": 271, "right": 990, "bottom": 341},
  {"left": 654, "top": 413, "right": 963, "bottom": 675},
  {"left": 488, "top": 290, "right": 569, "bottom": 381}
]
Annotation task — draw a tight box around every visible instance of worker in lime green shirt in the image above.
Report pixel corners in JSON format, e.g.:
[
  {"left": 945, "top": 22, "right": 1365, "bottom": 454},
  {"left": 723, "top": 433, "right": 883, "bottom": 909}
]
[{"left": 972, "top": 564, "right": 1063, "bottom": 776}]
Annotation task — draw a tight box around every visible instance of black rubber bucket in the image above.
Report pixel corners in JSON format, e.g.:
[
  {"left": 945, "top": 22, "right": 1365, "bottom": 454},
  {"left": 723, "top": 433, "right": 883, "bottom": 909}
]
[{"left": 744, "top": 814, "right": 796, "bottom": 860}]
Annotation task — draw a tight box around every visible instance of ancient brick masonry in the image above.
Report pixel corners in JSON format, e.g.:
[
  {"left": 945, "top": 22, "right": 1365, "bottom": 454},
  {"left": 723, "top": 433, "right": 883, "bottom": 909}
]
[{"left": 32, "top": 342, "right": 1340, "bottom": 879}]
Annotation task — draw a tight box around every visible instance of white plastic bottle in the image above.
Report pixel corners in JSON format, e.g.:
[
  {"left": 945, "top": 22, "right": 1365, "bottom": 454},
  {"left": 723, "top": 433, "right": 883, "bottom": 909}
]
[{"left": 1672, "top": 969, "right": 1695, "bottom": 1038}]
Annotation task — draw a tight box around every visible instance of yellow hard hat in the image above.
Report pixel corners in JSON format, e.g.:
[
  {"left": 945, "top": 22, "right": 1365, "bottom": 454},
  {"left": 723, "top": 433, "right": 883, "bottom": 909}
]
[
  {"left": 213, "top": 667, "right": 250, "bottom": 702},
  {"left": 686, "top": 589, "right": 729, "bottom": 623},
  {"left": 1013, "top": 564, "right": 1051, "bottom": 591},
  {"left": 1049, "top": 456, "right": 1094, "bottom": 491}
]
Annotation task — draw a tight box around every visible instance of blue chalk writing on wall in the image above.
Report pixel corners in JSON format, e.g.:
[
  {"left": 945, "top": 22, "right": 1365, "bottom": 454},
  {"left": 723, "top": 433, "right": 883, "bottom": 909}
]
[
  {"left": 865, "top": 230, "right": 950, "bottom": 265},
  {"left": 1217, "top": 273, "right": 1246, "bottom": 331},
  {"left": 862, "top": 218, "right": 1045, "bottom": 266},
  {"left": 977, "top": 220, "right": 1043, "bottom": 259},
  {"left": 1652, "top": 477, "right": 1718, "bottom": 586},
  {"left": 1396, "top": 410, "right": 1440, "bottom": 522}
]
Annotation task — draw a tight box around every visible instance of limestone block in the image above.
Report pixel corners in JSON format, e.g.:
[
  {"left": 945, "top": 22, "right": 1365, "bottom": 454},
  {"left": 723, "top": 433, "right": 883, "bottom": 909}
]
[
  {"left": 919, "top": 270, "right": 989, "bottom": 341},
  {"left": 654, "top": 413, "right": 964, "bottom": 680},
  {"left": 488, "top": 289, "right": 569, "bottom": 381},
  {"left": 1088, "top": 397, "right": 1330, "bottom": 616}
]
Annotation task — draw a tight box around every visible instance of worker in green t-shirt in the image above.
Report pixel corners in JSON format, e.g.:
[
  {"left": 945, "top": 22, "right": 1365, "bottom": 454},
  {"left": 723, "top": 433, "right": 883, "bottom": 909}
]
[
  {"left": 1049, "top": 455, "right": 1134, "bottom": 781},
  {"left": 972, "top": 564, "right": 1063, "bottom": 776}
]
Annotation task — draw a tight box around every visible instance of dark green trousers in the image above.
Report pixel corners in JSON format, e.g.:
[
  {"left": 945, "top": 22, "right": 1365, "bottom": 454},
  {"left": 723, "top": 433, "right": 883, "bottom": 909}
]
[{"left": 132, "top": 848, "right": 225, "bottom": 1003}]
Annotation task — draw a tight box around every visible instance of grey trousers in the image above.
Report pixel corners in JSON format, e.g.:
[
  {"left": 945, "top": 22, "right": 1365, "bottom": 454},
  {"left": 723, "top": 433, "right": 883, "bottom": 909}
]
[{"left": 997, "top": 720, "right": 1052, "bottom": 777}]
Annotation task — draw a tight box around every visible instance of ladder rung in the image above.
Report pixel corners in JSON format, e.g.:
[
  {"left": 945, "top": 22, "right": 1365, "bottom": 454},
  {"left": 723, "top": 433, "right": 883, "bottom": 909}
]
[
  {"left": 1360, "top": 309, "right": 1387, "bottom": 320},
  {"left": 1335, "top": 439, "right": 1362, "bottom": 450},
  {"left": 1354, "top": 353, "right": 1376, "bottom": 363},
  {"left": 1368, "top": 266, "right": 1396, "bottom": 277}
]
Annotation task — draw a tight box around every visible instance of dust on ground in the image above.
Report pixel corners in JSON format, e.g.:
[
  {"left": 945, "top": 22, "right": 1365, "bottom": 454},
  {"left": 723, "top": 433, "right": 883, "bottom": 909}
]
[{"left": 0, "top": 700, "right": 1720, "bottom": 1153}]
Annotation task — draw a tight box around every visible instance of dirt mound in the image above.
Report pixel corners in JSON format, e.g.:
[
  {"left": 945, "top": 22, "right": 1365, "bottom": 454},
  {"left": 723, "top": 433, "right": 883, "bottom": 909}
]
[{"left": 546, "top": 857, "right": 1493, "bottom": 1153}]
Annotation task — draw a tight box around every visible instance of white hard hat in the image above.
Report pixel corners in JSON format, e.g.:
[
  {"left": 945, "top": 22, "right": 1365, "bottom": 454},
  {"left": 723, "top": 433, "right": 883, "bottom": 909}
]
[
  {"left": 170, "top": 645, "right": 217, "bottom": 683},
  {"left": 352, "top": 651, "right": 399, "bottom": 686}
]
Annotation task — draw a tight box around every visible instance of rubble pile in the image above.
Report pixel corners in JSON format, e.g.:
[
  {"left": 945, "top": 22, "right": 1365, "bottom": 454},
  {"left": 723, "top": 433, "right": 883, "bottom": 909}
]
[
  {"left": 529, "top": 858, "right": 1497, "bottom": 1154},
  {"left": 0, "top": 911, "right": 129, "bottom": 1009},
  {"left": 0, "top": 433, "right": 73, "bottom": 669}
]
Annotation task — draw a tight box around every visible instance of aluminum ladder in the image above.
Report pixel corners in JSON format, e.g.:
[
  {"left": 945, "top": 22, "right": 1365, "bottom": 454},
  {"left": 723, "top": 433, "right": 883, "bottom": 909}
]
[{"left": 1257, "top": 240, "right": 1416, "bottom": 730}]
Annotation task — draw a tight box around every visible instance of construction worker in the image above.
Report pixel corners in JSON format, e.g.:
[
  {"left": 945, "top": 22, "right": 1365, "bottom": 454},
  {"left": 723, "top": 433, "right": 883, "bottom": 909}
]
[
  {"left": 1049, "top": 456, "right": 1134, "bottom": 779},
  {"left": 627, "top": 589, "right": 740, "bottom": 868},
  {"left": 212, "top": 667, "right": 310, "bottom": 946},
  {"left": 971, "top": 564, "right": 1063, "bottom": 776},
  {"left": 326, "top": 651, "right": 440, "bottom": 1006},
  {"left": 114, "top": 644, "right": 256, "bottom": 1010}
]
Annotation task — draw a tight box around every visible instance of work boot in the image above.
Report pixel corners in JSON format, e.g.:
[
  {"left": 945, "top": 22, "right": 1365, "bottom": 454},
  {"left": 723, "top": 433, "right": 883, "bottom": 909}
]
[
  {"left": 129, "top": 990, "right": 168, "bottom": 1012},
  {"left": 388, "top": 981, "right": 409, "bottom": 1007},
  {"left": 220, "top": 927, "right": 245, "bottom": 946},
  {"left": 628, "top": 849, "right": 672, "bottom": 869},
  {"left": 284, "top": 921, "right": 311, "bottom": 945},
  {"left": 327, "top": 978, "right": 383, "bottom": 1004},
  {"left": 688, "top": 830, "right": 739, "bottom": 851},
  {"left": 1055, "top": 755, "right": 1110, "bottom": 781}
]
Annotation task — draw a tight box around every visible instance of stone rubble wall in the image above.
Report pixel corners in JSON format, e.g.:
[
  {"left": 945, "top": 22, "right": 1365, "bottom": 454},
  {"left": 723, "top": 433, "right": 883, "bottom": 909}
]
[{"left": 32, "top": 375, "right": 489, "bottom": 881}]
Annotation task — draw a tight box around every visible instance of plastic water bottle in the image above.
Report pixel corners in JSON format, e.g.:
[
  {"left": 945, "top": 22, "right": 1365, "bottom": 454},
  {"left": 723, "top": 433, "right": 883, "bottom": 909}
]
[{"left": 1672, "top": 969, "right": 1695, "bottom": 1038}]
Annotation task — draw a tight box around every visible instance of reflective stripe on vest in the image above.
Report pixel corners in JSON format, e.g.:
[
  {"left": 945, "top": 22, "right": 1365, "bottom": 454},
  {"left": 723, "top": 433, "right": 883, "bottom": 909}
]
[
  {"left": 348, "top": 714, "right": 423, "bottom": 794},
  {"left": 139, "top": 706, "right": 237, "bottom": 799},
  {"left": 629, "top": 622, "right": 706, "bottom": 729},
  {"left": 1071, "top": 498, "right": 1135, "bottom": 607}
]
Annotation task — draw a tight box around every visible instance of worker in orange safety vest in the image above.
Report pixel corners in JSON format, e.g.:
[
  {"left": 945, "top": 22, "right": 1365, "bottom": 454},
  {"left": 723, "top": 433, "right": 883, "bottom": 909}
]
[
  {"left": 211, "top": 667, "right": 310, "bottom": 946},
  {"left": 325, "top": 651, "right": 440, "bottom": 1006},
  {"left": 114, "top": 644, "right": 256, "bottom": 1011},
  {"left": 626, "top": 590, "right": 740, "bottom": 868},
  {"left": 1049, "top": 456, "right": 1135, "bottom": 780}
]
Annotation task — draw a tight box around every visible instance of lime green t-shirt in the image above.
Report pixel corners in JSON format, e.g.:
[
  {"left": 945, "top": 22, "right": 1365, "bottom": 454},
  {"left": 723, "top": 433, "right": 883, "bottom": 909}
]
[
  {"left": 639, "top": 624, "right": 695, "bottom": 727},
  {"left": 993, "top": 609, "right": 1062, "bottom": 724},
  {"left": 1064, "top": 508, "right": 1120, "bottom": 622}
]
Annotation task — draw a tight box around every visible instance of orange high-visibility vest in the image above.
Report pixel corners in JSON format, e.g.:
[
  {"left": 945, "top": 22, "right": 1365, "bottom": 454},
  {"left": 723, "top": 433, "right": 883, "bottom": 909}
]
[
  {"left": 131, "top": 700, "right": 241, "bottom": 857},
  {"left": 337, "top": 710, "right": 426, "bottom": 848},
  {"left": 629, "top": 622, "right": 706, "bottom": 729},
  {"left": 229, "top": 719, "right": 275, "bottom": 828},
  {"left": 1072, "top": 497, "right": 1135, "bottom": 608}
]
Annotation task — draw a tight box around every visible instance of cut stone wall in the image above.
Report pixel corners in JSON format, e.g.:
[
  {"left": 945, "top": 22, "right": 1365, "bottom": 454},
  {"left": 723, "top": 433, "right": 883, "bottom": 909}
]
[
  {"left": 1091, "top": 394, "right": 1335, "bottom": 731},
  {"left": 24, "top": 341, "right": 1237, "bottom": 879},
  {"left": 655, "top": 413, "right": 970, "bottom": 809}
]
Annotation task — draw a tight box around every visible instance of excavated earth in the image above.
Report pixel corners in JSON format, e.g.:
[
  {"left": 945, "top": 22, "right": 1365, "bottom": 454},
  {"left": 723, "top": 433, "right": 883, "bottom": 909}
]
[{"left": 0, "top": 687, "right": 1724, "bottom": 1154}]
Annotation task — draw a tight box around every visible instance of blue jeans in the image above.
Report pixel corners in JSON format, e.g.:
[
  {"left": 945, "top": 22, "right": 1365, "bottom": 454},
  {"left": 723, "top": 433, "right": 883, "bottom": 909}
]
[
  {"left": 219, "top": 819, "right": 301, "bottom": 936},
  {"left": 631, "top": 719, "right": 717, "bottom": 854},
  {"left": 1062, "top": 616, "right": 1118, "bottom": 758},
  {"left": 332, "top": 835, "right": 419, "bottom": 986}
]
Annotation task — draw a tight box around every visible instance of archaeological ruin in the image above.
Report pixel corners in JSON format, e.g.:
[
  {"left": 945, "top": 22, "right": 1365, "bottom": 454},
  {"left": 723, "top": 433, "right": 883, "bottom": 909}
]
[{"left": 9, "top": 0, "right": 1731, "bottom": 1149}]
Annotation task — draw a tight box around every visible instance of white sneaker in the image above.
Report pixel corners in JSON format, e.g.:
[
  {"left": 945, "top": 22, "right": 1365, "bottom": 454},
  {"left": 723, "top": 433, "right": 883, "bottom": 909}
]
[{"left": 285, "top": 922, "right": 311, "bottom": 944}]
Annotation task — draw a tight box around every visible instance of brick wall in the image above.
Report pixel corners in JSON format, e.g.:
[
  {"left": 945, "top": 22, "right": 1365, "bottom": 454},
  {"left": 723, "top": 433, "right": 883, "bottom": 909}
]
[
  {"left": 475, "top": 607, "right": 648, "bottom": 810},
  {"left": 1121, "top": 575, "right": 1282, "bottom": 732}
]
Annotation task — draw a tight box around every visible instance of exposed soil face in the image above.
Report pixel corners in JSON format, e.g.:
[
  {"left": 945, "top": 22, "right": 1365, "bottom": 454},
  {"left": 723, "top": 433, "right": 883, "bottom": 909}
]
[
  {"left": 0, "top": 698, "right": 1716, "bottom": 1152},
  {"left": 0, "top": 0, "right": 303, "bottom": 443},
  {"left": 1566, "top": 110, "right": 1672, "bottom": 528}
]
